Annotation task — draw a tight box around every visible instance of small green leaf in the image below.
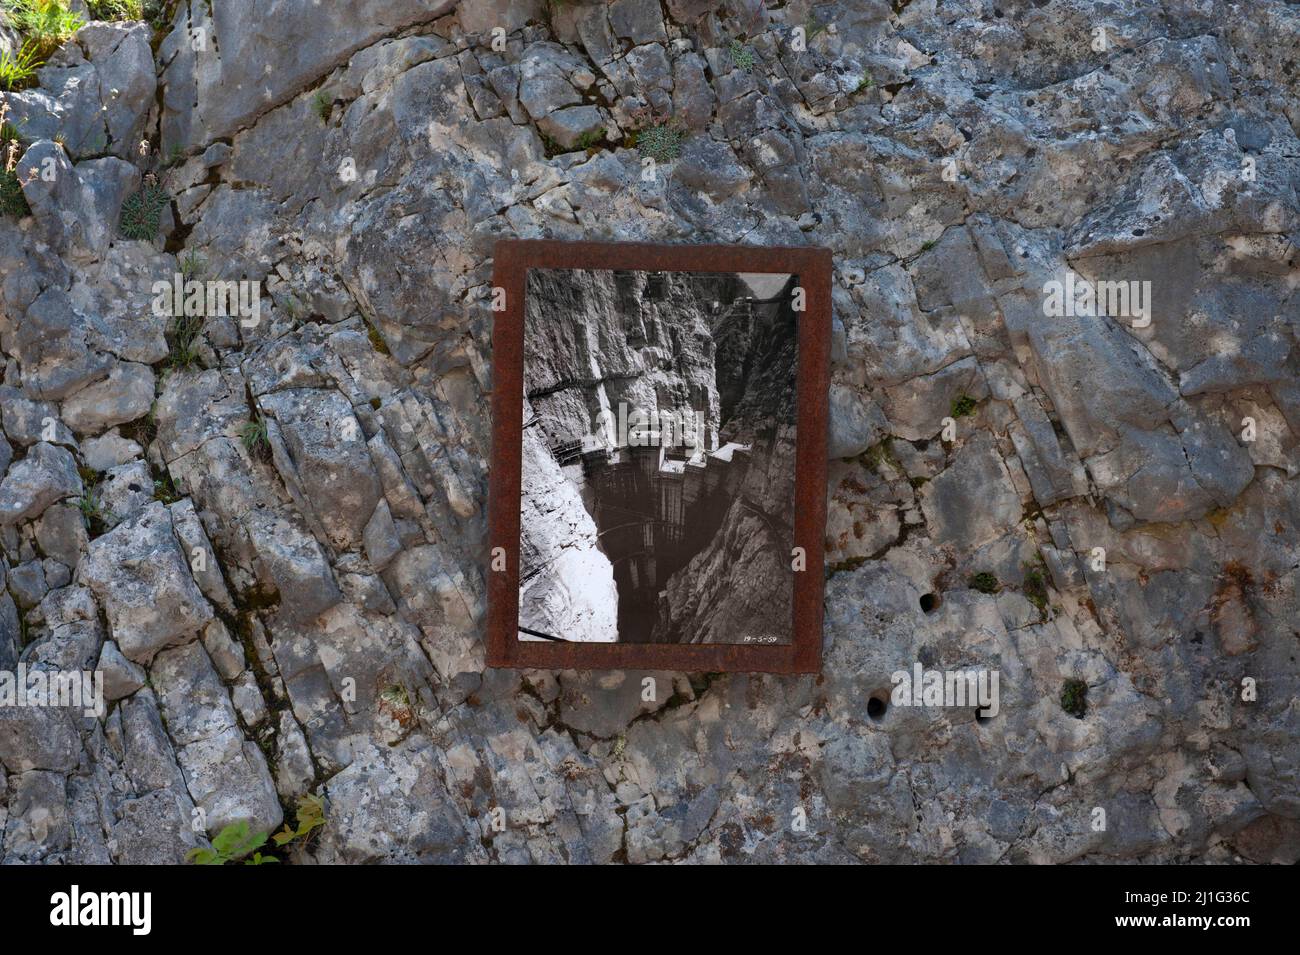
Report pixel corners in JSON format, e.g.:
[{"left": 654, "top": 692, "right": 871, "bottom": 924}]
[{"left": 210, "top": 821, "right": 250, "bottom": 855}]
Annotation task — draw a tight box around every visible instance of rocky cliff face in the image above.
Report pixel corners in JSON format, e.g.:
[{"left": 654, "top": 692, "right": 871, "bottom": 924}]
[{"left": 0, "top": 0, "right": 1297, "bottom": 864}]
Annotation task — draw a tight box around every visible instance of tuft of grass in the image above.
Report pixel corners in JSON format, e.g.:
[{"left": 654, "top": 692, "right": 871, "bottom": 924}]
[
  {"left": 240, "top": 416, "right": 270, "bottom": 459},
  {"left": 853, "top": 73, "right": 874, "bottom": 95},
  {"left": 1060, "top": 678, "right": 1087, "bottom": 719},
  {"left": 165, "top": 312, "right": 204, "bottom": 369},
  {"left": 0, "top": 40, "right": 43, "bottom": 91},
  {"left": 118, "top": 182, "right": 169, "bottom": 240},
  {"left": 728, "top": 38, "right": 756, "bottom": 72},
  {"left": 2, "top": 0, "right": 85, "bottom": 59},
  {"left": 950, "top": 394, "right": 978, "bottom": 418},
  {"left": 0, "top": 165, "right": 30, "bottom": 217},
  {"left": 75, "top": 486, "right": 115, "bottom": 536},
  {"left": 1022, "top": 563, "right": 1050, "bottom": 615},
  {"left": 634, "top": 123, "right": 683, "bottom": 163},
  {"left": 178, "top": 249, "right": 206, "bottom": 280},
  {"left": 968, "top": 571, "right": 1001, "bottom": 594},
  {"left": 365, "top": 319, "right": 390, "bottom": 356},
  {"left": 311, "top": 89, "right": 332, "bottom": 123}
]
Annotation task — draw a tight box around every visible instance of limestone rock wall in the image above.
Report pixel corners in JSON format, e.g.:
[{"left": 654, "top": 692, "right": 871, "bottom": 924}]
[{"left": 0, "top": 0, "right": 1296, "bottom": 863}]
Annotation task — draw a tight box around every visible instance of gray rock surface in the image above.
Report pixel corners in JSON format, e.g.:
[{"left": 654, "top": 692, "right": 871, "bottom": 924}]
[{"left": 0, "top": 0, "right": 1294, "bottom": 866}]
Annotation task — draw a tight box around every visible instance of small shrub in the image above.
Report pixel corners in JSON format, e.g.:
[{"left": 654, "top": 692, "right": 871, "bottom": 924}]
[
  {"left": 1060, "top": 679, "right": 1088, "bottom": 719},
  {"left": 728, "top": 38, "right": 755, "bottom": 72},
  {"left": 635, "top": 123, "right": 683, "bottom": 162},
  {"left": 0, "top": 40, "right": 42, "bottom": 91},
  {"left": 968, "top": 571, "right": 1001, "bottom": 594},
  {"left": 240, "top": 416, "right": 270, "bottom": 459},
  {"left": 950, "top": 394, "right": 978, "bottom": 418},
  {"left": 118, "top": 183, "right": 169, "bottom": 240}
]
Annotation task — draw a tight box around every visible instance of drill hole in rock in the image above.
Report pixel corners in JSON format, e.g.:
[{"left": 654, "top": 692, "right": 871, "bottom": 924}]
[
  {"left": 919, "top": 592, "right": 940, "bottom": 613},
  {"left": 867, "top": 695, "right": 888, "bottom": 721}
]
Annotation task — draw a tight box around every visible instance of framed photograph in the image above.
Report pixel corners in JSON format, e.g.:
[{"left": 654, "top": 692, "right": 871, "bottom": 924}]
[{"left": 487, "top": 241, "right": 831, "bottom": 673}]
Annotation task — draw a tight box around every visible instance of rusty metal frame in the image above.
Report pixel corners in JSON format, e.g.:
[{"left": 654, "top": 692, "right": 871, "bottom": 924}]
[{"left": 486, "top": 239, "right": 831, "bottom": 673}]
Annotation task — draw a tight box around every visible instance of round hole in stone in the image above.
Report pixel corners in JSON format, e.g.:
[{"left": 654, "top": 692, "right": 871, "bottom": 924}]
[
  {"left": 919, "top": 592, "right": 940, "bottom": 613},
  {"left": 867, "top": 695, "right": 888, "bottom": 721}
]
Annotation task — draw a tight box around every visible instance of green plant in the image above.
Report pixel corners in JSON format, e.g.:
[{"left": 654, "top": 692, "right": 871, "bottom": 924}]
[
  {"left": 240, "top": 416, "right": 270, "bottom": 459},
  {"left": 178, "top": 248, "right": 206, "bottom": 280},
  {"left": 968, "top": 571, "right": 1001, "bottom": 594},
  {"left": 857, "top": 437, "right": 897, "bottom": 472},
  {"left": 118, "top": 182, "right": 169, "bottom": 240},
  {"left": 1, "top": 0, "right": 85, "bottom": 58},
  {"left": 152, "top": 470, "right": 181, "bottom": 504},
  {"left": 187, "top": 795, "right": 326, "bottom": 864},
  {"left": 272, "top": 793, "right": 326, "bottom": 848},
  {"left": 728, "top": 38, "right": 755, "bottom": 72},
  {"left": 165, "top": 312, "right": 204, "bottom": 369},
  {"left": 187, "top": 820, "right": 276, "bottom": 865},
  {"left": 280, "top": 294, "right": 303, "bottom": 325},
  {"left": 0, "top": 40, "right": 42, "bottom": 90},
  {"left": 75, "top": 486, "right": 114, "bottom": 535},
  {"left": 1060, "top": 678, "right": 1087, "bottom": 719},
  {"left": 574, "top": 129, "right": 601, "bottom": 151},
  {"left": 1023, "top": 563, "right": 1050, "bottom": 615},
  {"left": 365, "top": 319, "right": 390, "bottom": 355},
  {"left": 853, "top": 73, "right": 874, "bottom": 95},
  {"left": 950, "top": 394, "right": 978, "bottom": 418},
  {"left": 0, "top": 164, "right": 28, "bottom": 217},
  {"left": 86, "top": 0, "right": 143, "bottom": 20},
  {"left": 635, "top": 123, "right": 683, "bottom": 162},
  {"left": 311, "top": 89, "right": 332, "bottom": 123},
  {"left": 143, "top": 0, "right": 169, "bottom": 30}
]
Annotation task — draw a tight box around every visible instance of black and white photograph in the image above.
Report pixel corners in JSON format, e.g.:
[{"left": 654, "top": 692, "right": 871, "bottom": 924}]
[{"left": 518, "top": 268, "right": 800, "bottom": 645}]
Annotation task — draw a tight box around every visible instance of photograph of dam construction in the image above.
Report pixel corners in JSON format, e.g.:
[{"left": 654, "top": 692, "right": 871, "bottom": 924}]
[{"left": 519, "top": 268, "right": 800, "bottom": 645}]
